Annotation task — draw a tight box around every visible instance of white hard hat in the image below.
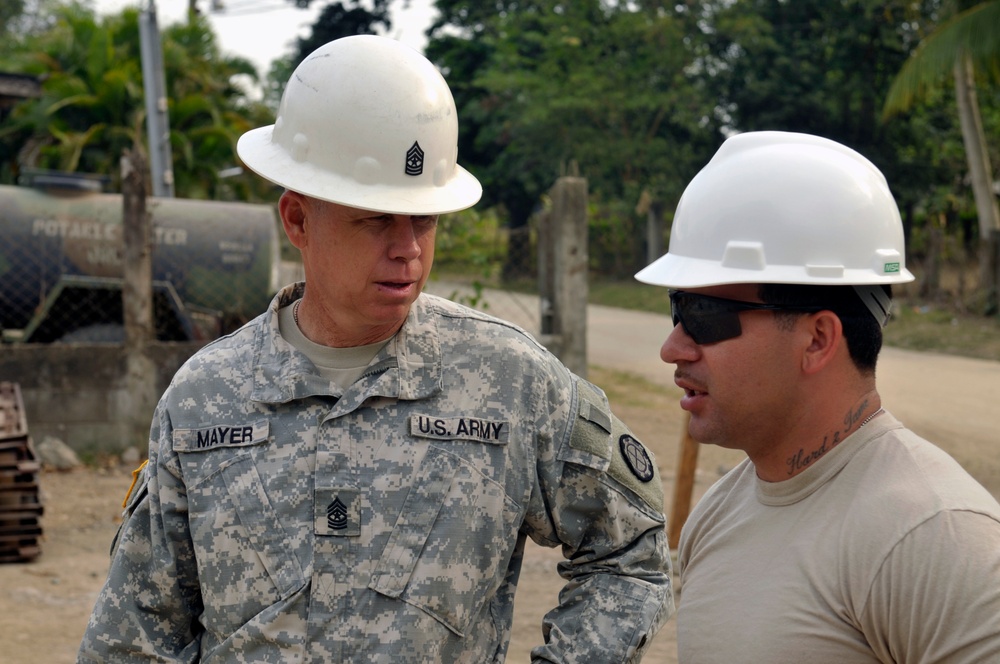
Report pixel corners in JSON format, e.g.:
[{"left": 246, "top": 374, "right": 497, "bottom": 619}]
[
  {"left": 636, "top": 131, "right": 915, "bottom": 288},
  {"left": 237, "top": 35, "right": 482, "bottom": 215}
]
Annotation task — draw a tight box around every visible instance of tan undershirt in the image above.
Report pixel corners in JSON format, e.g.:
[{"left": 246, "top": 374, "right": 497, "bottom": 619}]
[{"left": 278, "top": 300, "right": 388, "bottom": 388}]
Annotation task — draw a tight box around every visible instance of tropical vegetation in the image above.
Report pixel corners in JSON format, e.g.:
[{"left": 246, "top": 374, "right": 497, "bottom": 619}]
[{"left": 1, "top": 0, "right": 997, "bottom": 317}]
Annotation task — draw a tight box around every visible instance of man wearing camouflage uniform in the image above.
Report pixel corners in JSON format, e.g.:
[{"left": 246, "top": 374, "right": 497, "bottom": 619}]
[{"left": 79, "top": 35, "right": 672, "bottom": 663}]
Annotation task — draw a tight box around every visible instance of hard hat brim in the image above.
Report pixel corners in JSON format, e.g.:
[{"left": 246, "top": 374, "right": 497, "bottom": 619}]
[
  {"left": 237, "top": 125, "right": 483, "bottom": 216},
  {"left": 635, "top": 252, "right": 916, "bottom": 288}
]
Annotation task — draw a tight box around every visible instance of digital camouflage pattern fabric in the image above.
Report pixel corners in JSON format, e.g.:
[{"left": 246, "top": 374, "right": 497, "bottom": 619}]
[{"left": 79, "top": 285, "right": 673, "bottom": 663}]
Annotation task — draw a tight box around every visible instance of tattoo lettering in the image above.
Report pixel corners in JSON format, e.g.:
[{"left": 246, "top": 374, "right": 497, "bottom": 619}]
[
  {"left": 787, "top": 433, "right": 834, "bottom": 475},
  {"left": 786, "top": 400, "right": 870, "bottom": 476},
  {"left": 844, "top": 399, "right": 870, "bottom": 429}
]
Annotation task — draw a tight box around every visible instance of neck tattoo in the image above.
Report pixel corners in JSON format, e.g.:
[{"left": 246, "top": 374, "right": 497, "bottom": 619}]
[
  {"left": 858, "top": 407, "right": 884, "bottom": 429},
  {"left": 785, "top": 406, "right": 885, "bottom": 477}
]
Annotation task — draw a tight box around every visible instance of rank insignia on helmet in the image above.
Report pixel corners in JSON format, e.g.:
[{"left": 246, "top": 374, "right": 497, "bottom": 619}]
[
  {"left": 619, "top": 434, "right": 655, "bottom": 482},
  {"left": 405, "top": 141, "right": 424, "bottom": 176}
]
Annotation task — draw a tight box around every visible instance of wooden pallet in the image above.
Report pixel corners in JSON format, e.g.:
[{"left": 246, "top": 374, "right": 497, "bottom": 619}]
[{"left": 0, "top": 382, "right": 42, "bottom": 563}]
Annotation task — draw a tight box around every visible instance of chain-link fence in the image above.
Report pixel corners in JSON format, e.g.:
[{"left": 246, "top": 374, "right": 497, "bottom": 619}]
[
  {"left": 2, "top": 175, "right": 630, "bottom": 347},
  {"left": 427, "top": 205, "right": 543, "bottom": 335},
  {"left": 0, "top": 181, "right": 280, "bottom": 344}
]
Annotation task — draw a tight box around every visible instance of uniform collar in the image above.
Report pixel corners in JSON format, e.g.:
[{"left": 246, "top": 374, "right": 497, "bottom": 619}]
[{"left": 250, "top": 283, "right": 442, "bottom": 405}]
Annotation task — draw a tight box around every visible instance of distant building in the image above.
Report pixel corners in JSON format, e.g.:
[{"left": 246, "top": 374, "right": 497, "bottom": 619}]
[{"left": 0, "top": 71, "right": 41, "bottom": 123}]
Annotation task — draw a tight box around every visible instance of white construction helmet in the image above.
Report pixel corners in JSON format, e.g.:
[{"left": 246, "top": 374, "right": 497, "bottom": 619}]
[
  {"left": 636, "top": 131, "right": 915, "bottom": 289},
  {"left": 237, "top": 35, "right": 482, "bottom": 215}
]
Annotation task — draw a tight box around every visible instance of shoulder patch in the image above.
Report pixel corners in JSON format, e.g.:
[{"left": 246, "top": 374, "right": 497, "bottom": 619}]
[
  {"left": 619, "top": 434, "right": 655, "bottom": 482},
  {"left": 605, "top": 416, "right": 663, "bottom": 512}
]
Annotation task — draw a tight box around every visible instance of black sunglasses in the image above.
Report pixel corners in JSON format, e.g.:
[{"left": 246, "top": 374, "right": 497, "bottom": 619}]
[{"left": 668, "top": 290, "right": 824, "bottom": 345}]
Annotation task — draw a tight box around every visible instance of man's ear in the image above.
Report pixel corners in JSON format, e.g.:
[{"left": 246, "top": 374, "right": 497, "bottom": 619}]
[
  {"left": 800, "top": 310, "right": 843, "bottom": 375},
  {"left": 279, "top": 190, "right": 308, "bottom": 249}
]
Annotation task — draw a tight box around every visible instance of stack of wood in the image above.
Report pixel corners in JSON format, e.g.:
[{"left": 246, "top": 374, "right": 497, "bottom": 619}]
[{"left": 0, "top": 381, "right": 43, "bottom": 563}]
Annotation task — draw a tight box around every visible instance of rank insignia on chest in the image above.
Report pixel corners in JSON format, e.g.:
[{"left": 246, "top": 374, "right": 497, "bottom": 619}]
[{"left": 315, "top": 487, "right": 361, "bottom": 537}]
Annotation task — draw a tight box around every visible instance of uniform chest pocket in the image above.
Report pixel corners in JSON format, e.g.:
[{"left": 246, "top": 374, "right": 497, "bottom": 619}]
[
  {"left": 368, "top": 445, "right": 521, "bottom": 636},
  {"left": 186, "top": 454, "right": 305, "bottom": 632}
]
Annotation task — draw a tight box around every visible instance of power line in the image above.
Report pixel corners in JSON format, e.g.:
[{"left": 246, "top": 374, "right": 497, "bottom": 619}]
[{"left": 206, "top": 0, "right": 299, "bottom": 17}]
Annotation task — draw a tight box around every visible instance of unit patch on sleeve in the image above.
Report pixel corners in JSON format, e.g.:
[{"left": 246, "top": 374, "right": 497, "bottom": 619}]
[
  {"left": 409, "top": 414, "right": 509, "bottom": 444},
  {"left": 619, "top": 434, "right": 655, "bottom": 482},
  {"left": 172, "top": 420, "right": 270, "bottom": 452},
  {"left": 606, "top": 421, "right": 663, "bottom": 512}
]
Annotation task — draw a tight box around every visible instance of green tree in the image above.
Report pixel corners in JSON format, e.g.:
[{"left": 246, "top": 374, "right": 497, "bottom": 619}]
[
  {"left": 427, "top": 1, "right": 717, "bottom": 278},
  {"left": 687, "top": 1, "right": 943, "bottom": 174},
  {"left": 0, "top": 3, "right": 142, "bottom": 178},
  {"left": 883, "top": 0, "right": 1000, "bottom": 313},
  {"left": 0, "top": 0, "right": 60, "bottom": 39},
  {"left": 263, "top": 0, "right": 393, "bottom": 110},
  {"left": 0, "top": 0, "right": 26, "bottom": 34},
  {"left": 686, "top": 0, "right": 981, "bottom": 298},
  {"left": 159, "top": 12, "right": 273, "bottom": 200},
  {"left": 0, "top": 2, "right": 272, "bottom": 200}
]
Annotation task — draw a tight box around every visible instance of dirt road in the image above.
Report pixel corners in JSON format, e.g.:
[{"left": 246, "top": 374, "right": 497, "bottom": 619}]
[{"left": 585, "top": 303, "right": 1000, "bottom": 496}]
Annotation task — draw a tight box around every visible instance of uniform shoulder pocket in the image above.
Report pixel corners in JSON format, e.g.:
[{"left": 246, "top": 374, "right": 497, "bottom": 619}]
[
  {"left": 561, "top": 377, "right": 664, "bottom": 512},
  {"left": 561, "top": 378, "right": 614, "bottom": 469}
]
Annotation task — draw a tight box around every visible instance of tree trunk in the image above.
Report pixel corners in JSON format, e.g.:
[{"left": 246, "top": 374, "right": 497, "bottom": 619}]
[
  {"left": 502, "top": 198, "right": 537, "bottom": 282},
  {"left": 920, "top": 215, "right": 943, "bottom": 299},
  {"left": 954, "top": 52, "right": 1000, "bottom": 314}
]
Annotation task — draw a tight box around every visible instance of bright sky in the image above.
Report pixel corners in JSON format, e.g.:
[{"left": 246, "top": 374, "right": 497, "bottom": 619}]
[{"left": 91, "top": 0, "right": 436, "bottom": 77}]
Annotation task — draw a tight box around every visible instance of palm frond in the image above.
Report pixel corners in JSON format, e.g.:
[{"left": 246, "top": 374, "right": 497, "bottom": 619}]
[{"left": 883, "top": 0, "right": 1000, "bottom": 119}]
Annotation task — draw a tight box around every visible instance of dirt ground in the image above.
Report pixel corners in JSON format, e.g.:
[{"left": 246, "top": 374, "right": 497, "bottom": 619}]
[{"left": 1, "top": 352, "right": 995, "bottom": 663}]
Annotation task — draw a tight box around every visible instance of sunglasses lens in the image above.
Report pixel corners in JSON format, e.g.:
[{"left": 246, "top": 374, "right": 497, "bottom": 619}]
[{"left": 670, "top": 292, "right": 743, "bottom": 344}]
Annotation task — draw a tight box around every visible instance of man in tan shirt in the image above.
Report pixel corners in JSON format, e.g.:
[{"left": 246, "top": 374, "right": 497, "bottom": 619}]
[{"left": 637, "top": 131, "right": 1000, "bottom": 663}]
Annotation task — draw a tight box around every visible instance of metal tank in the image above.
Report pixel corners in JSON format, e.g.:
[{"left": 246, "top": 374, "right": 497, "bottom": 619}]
[{"left": 0, "top": 183, "right": 282, "bottom": 343}]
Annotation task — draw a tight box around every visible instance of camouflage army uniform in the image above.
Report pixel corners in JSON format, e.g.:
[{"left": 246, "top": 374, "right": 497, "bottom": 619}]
[{"left": 79, "top": 283, "right": 673, "bottom": 663}]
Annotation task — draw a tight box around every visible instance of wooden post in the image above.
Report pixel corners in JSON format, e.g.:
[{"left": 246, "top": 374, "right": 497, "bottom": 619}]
[
  {"left": 121, "top": 149, "right": 157, "bottom": 449},
  {"left": 635, "top": 188, "right": 664, "bottom": 266},
  {"left": 122, "top": 149, "right": 153, "bottom": 346},
  {"left": 646, "top": 203, "right": 664, "bottom": 267},
  {"left": 668, "top": 411, "right": 699, "bottom": 550}
]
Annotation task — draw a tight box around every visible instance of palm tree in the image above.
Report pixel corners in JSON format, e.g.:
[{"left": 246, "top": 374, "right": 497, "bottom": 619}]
[
  {"left": 1, "top": 3, "right": 274, "bottom": 200},
  {"left": 0, "top": 5, "right": 144, "bottom": 177},
  {"left": 883, "top": 0, "right": 1000, "bottom": 313}
]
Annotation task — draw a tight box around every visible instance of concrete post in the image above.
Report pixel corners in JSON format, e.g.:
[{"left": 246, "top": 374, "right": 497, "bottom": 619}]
[{"left": 547, "top": 176, "right": 589, "bottom": 378}]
